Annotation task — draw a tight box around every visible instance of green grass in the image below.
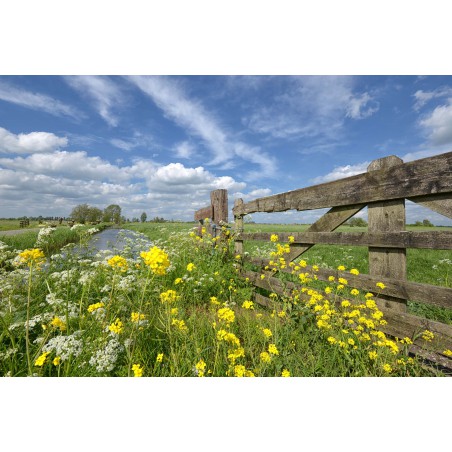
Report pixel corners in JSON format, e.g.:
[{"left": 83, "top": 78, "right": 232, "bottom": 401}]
[
  {"left": 0, "top": 221, "right": 448, "bottom": 377},
  {"left": 0, "top": 219, "right": 40, "bottom": 231}
]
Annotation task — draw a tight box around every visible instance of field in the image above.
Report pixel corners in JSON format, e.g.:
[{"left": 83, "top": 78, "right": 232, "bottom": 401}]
[{"left": 1, "top": 221, "right": 450, "bottom": 377}]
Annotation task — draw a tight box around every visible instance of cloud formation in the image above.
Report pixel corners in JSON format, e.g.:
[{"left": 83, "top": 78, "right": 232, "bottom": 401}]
[
  {"left": 0, "top": 127, "right": 68, "bottom": 154},
  {"left": 0, "top": 80, "right": 81, "bottom": 119},
  {"left": 126, "top": 76, "right": 277, "bottom": 178},
  {"left": 65, "top": 76, "right": 125, "bottom": 127}
]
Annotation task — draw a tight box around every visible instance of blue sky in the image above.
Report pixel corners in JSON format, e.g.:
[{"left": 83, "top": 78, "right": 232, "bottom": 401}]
[{"left": 1, "top": 75, "right": 451, "bottom": 224}]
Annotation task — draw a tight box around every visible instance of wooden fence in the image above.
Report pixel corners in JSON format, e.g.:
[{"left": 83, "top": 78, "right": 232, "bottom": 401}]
[
  {"left": 230, "top": 152, "right": 452, "bottom": 369},
  {"left": 194, "top": 189, "right": 228, "bottom": 236}
]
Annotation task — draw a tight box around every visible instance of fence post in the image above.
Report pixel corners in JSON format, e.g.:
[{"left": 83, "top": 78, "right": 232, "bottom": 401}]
[
  {"left": 367, "top": 156, "right": 407, "bottom": 312},
  {"left": 234, "top": 198, "right": 244, "bottom": 256},
  {"left": 210, "top": 189, "right": 228, "bottom": 225}
]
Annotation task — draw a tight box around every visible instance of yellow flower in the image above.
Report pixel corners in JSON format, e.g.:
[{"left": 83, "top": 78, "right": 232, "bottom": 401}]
[
  {"left": 350, "top": 289, "right": 359, "bottom": 296},
  {"left": 288, "top": 236, "right": 295, "bottom": 243},
  {"left": 421, "top": 330, "right": 434, "bottom": 342},
  {"left": 376, "top": 282, "right": 386, "bottom": 290},
  {"left": 235, "top": 254, "right": 241, "bottom": 260},
  {"left": 140, "top": 246, "right": 170, "bottom": 275},
  {"left": 170, "top": 308, "right": 178, "bottom": 316},
  {"left": 171, "top": 319, "right": 188, "bottom": 332},
  {"left": 341, "top": 300, "right": 351, "bottom": 308},
  {"left": 365, "top": 292, "right": 374, "bottom": 298},
  {"left": 327, "top": 336, "right": 337, "bottom": 344},
  {"left": 107, "top": 255, "right": 128, "bottom": 271},
  {"left": 328, "top": 276, "right": 335, "bottom": 282},
  {"left": 347, "top": 338, "right": 355, "bottom": 346},
  {"left": 270, "top": 234, "right": 279, "bottom": 242},
  {"left": 350, "top": 268, "right": 359, "bottom": 275},
  {"left": 195, "top": 359, "right": 207, "bottom": 377},
  {"left": 132, "top": 364, "right": 143, "bottom": 377},
  {"left": 337, "top": 265, "right": 346, "bottom": 271},
  {"left": 108, "top": 318, "right": 123, "bottom": 334},
  {"left": 186, "top": 262, "right": 196, "bottom": 272},
  {"left": 260, "top": 274, "right": 265, "bottom": 280},
  {"left": 242, "top": 300, "right": 254, "bottom": 310},
  {"left": 442, "top": 349, "right": 452, "bottom": 357},
  {"left": 131, "top": 312, "right": 146, "bottom": 323},
  {"left": 382, "top": 363, "right": 392, "bottom": 373},
  {"left": 260, "top": 351, "right": 271, "bottom": 363},
  {"left": 18, "top": 248, "right": 45, "bottom": 268},
  {"left": 277, "top": 311, "right": 286, "bottom": 318},
  {"left": 53, "top": 356, "right": 61, "bottom": 366},
  {"left": 88, "top": 302, "right": 104, "bottom": 313},
  {"left": 160, "top": 289, "right": 179, "bottom": 304},
  {"left": 281, "top": 369, "right": 291, "bottom": 377},
  {"left": 50, "top": 316, "right": 66, "bottom": 331},
  {"left": 268, "top": 343, "right": 279, "bottom": 355},
  {"left": 325, "top": 287, "right": 332, "bottom": 294},
  {"left": 34, "top": 351, "right": 50, "bottom": 367},
  {"left": 217, "top": 307, "right": 235, "bottom": 324},
  {"left": 369, "top": 351, "right": 378, "bottom": 360},
  {"left": 174, "top": 277, "right": 183, "bottom": 285},
  {"left": 210, "top": 296, "right": 220, "bottom": 305},
  {"left": 338, "top": 277, "right": 348, "bottom": 285},
  {"left": 262, "top": 328, "right": 272, "bottom": 338},
  {"left": 156, "top": 353, "right": 164, "bottom": 363}
]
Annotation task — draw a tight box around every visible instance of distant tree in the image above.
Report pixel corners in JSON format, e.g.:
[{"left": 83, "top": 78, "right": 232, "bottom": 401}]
[
  {"left": 414, "top": 221, "right": 423, "bottom": 227},
  {"left": 103, "top": 204, "right": 122, "bottom": 224},
  {"left": 70, "top": 204, "right": 91, "bottom": 224},
  {"left": 86, "top": 207, "right": 103, "bottom": 223},
  {"left": 422, "top": 219, "right": 434, "bottom": 227},
  {"left": 348, "top": 218, "right": 368, "bottom": 227},
  {"left": 141, "top": 212, "right": 147, "bottom": 223}
]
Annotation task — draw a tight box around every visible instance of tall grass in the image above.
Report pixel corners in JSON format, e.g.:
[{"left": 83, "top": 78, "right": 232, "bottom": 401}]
[{"left": 0, "top": 222, "right": 448, "bottom": 377}]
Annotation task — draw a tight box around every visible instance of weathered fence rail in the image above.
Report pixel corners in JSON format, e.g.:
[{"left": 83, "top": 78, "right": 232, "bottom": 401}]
[
  {"left": 194, "top": 189, "right": 228, "bottom": 236},
  {"left": 194, "top": 152, "right": 452, "bottom": 370}
]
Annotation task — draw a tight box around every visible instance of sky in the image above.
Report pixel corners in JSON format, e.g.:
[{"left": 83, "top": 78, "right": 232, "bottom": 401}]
[{"left": 1, "top": 75, "right": 451, "bottom": 224}]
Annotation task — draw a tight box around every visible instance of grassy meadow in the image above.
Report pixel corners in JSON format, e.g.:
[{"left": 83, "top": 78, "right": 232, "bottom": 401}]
[{"left": 1, "top": 220, "right": 450, "bottom": 377}]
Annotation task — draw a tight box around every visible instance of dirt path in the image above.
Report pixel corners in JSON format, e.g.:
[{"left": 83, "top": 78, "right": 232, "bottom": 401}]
[{"left": 0, "top": 228, "right": 40, "bottom": 237}]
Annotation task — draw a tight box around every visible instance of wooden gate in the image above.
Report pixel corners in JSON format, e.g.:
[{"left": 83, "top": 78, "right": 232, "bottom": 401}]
[{"left": 232, "top": 153, "right": 452, "bottom": 369}]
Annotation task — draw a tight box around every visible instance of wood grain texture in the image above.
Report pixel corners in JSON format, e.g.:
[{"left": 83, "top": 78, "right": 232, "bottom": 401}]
[
  {"left": 249, "top": 257, "right": 452, "bottom": 309},
  {"left": 238, "top": 230, "right": 452, "bottom": 249},
  {"left": 194, "top": 206, "right": 213, "bottom": 221},
  {"left": 211, "top": 189, "right": 228, "bottom": 224},
  {"left": 368, "top": 157, "right": 407, "bottom": 312},
  {"left": 234, "top": 198, "right": 244, "bottom": 255},
  {"left": 233, "top": 151, "right": 452, "bottom": 215}
]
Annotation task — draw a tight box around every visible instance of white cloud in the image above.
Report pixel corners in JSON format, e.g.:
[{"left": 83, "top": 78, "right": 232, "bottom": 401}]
[
  {"left": 174, "top": 141, "right": 195, "bottom": 159},
  {"left": 413, "top": 87, "right": 452, "bottom": 111},
  {"left": 110, "top": 138, "right": 136, "bottom": 151},
  {"left": 419, "top": 100, "right": 452, "bottom": 146},
  {"left": 346, "top": 93, "right": 379, "bottom": 119},
  {"left": 244, "top": 76, "right": 379, "bottom": 141},
  {"left": 0, "top": 127, "right": 68, "bottom": 154},
  {"left": 127, "top": 76, "right": 277, "bottom": 178},
  {"left": 65, "top": 76, "right": 124, "bottom": 127},
  {"left": 0, "top": 80, "right": 81, "bottom": 119},
  {"left": 0, "top": 147, "right": 248, "bottom": 220},
  {"left": 310, "top": 161, "right": 369, "bottom": 184},
  {"left": 0, "top": 150, "right": 128, "bottom": 182}
]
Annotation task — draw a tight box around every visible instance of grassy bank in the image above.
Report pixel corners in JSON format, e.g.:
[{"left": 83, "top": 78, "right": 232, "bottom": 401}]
[{"left": 0, "top": 221, "right": 449, "bottom": 377}]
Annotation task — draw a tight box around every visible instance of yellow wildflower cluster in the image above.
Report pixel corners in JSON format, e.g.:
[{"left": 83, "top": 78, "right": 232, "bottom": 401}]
[
  {"left": 131, "top": 312, "right": 146, "bottom": 323},
  {"left": 88, "top": 302, "right": 104, "bottom": 313},
  {"left": 217, "top": 307, "right": 235, "bottom": 324},
  {"left": 132, "top": 364, "right": 143, "bottom": 377},
  {"left": 421, "top": 330, "right": 434, "bottom": 342},
  {"left": 108, "top": 318, "right": 123, "bottom": 334},
  {"left": 242, "top": 300, "right": 254, "bottom": 310},
  {"left": 140, "top": 246, "right": 170, "bottom": 275},
  {"left": 50, "top": 316, "right": 66, "bottom": 331},
  {"left": 232, "top": 365, "right": 255, "bottom": 377},
  {"left": 35, "top": 351, "right": 50, "bottom": 367},
  {"left": 195, "top": 359, "right": 207, "bottom": 377},
  {"left": 216, "top": 329, "right": 240, "bottom": 347},
  {"left": 107, "top": 255, "right": 128, "bottom": 272},
  {"left": 270, "top": 234, "right": 279, "bottom": 242},
  {"left": 18, "top": 248, "right": 46, "bottom": 268},
  {"left": 160, "top": 289, "right": 179, "bottom": 304},
  {"left": 186, "top": 262, "right": 196, "bottom": 272},
  {"left": 171, "top": 319, "right": 188, "bottom": 332}
]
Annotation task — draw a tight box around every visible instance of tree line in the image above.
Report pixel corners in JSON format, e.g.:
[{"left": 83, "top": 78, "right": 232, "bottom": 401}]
[{"left": 69, "top": 204, "right": 122, "bottom": 224}]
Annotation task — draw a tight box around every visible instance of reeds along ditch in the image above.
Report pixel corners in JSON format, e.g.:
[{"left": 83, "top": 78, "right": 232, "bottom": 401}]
[{"left": 0, "top": 222, "right": 450, "bottom": 377}]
